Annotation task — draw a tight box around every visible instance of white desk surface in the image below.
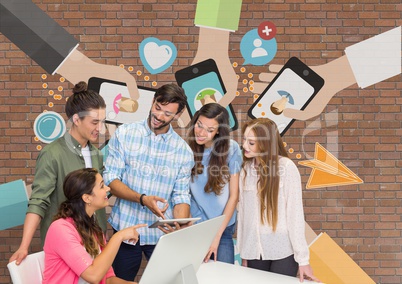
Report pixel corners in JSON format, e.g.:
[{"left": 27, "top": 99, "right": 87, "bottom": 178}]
[{"left": 197, "top": 261, "right": 316, "bottom": 284}]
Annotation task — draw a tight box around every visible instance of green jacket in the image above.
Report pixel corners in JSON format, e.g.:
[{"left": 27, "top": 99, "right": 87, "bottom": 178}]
[{"left": 27, "top": 132, "right": 107, "bottom": 245}]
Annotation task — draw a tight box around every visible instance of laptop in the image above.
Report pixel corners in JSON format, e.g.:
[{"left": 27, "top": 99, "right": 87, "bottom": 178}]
[{"left": 139, "top": 215, "right": 225, "bottom": 284}]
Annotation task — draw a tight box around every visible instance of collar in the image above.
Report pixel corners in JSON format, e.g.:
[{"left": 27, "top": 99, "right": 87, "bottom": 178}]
[
  {"left": 142, "top": 119, "right": 173, "bottom": 142},
  {"left": 203, "top": 146, "right": 213, "bottom": 154},
  {"left": 63, "top": 131, "right": 92, "bottom": 151}
]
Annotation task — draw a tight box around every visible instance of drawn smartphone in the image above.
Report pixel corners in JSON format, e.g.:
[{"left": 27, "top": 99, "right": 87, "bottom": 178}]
[
  {"left": 175, "top": 59, "right": 238, "bottom": 131},
  {"left": 88, "top": 77, "right": 156, "bottom": 125},
  {"left": 248, "top": 57, "right": 324, "bottom": 136}
]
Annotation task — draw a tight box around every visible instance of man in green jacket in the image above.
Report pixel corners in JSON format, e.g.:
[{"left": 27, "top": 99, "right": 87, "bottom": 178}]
[{"left": 9, "top": 81, "right": 107, "bottom": 265}]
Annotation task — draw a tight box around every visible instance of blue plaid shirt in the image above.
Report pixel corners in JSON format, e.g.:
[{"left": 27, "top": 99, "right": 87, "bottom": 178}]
[{"left": 104, "top": 119, "right": 194, "bottom": 245}]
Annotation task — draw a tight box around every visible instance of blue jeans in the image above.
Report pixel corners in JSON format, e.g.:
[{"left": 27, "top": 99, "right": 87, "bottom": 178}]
[
  {"left": 211, "top": 223, "right": 235, "bottom": 264},
  {"left": 112, "top": 233, "right": 155, "bottom": 281}
]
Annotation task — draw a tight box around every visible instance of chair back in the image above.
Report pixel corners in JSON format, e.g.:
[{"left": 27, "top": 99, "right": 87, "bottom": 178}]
[{"left": 7, "top": 251, "right": 45, "bottom": 284}]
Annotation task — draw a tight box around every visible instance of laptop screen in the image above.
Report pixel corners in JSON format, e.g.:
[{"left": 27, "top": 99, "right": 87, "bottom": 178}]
[{"left": 139, "top": 215, "right": 225, "bottom": 284}]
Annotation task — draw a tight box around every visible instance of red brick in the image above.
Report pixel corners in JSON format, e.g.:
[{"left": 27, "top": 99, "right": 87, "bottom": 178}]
[{"left": 0, "top": 1, "right": 401, "bottom": 282}]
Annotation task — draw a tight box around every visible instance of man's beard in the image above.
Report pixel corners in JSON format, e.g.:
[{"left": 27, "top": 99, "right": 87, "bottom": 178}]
[{"left": 148, "top": 111, "right": 172, "bottom": 131}]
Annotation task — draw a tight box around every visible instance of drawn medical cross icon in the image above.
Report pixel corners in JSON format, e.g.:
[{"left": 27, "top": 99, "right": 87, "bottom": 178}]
[
  {"left": 262, "top": 25, "right": 273, "bottom": 36},
  {"left": 257, "top": 21, "right": 277, "bottom": 40}
]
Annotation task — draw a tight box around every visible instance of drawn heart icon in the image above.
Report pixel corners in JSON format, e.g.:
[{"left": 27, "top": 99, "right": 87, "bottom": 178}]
[
  {"left": 139, "top": 37, "right": 177, "bottom": 74},
  {"left": 144, "top": 42, "right": 172, "bottom": 69}
]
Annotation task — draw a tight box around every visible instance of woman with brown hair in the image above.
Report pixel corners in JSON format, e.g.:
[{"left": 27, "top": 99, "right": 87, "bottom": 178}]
[
  {"left": 187, "top": 103, "right": 242, "bottom": 264},
  {"left": 43, "top": 168, "right": 146, "bottom": 284}
]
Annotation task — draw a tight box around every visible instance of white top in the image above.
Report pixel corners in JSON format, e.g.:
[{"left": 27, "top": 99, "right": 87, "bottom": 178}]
[
  {"left": 237, "top": 157, "right": 309, "bottom": 265},
  {"left": 81, "top": 145, "right": 92, "bottom": 168},
  {"left": 345, "top": 26, "right": 401, "bottom": 89}
]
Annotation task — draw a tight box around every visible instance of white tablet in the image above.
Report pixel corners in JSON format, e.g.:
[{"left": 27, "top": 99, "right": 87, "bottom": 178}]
[{"left": 148, "top": 217, "right": 201, "bottom": 229}]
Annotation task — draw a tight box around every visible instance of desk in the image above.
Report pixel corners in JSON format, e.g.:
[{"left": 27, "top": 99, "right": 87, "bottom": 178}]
[{"left": 197, "top": 261, "right": 316, "bottom": 284}]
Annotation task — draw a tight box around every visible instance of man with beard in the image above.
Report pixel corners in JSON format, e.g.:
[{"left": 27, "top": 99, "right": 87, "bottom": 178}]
[{"left": 103, "top": 83, "right": 194, "bottom": 281}]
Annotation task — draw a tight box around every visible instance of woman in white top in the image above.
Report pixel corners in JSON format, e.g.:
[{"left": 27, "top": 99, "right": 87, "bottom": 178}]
[{"left": 237, "top": 118, "right": 319, "bottom": 282}]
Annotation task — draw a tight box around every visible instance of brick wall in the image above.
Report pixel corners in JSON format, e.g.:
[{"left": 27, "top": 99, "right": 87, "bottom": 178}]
[{"left": 0, "top": 0, "right": 401, "bottom": 283}]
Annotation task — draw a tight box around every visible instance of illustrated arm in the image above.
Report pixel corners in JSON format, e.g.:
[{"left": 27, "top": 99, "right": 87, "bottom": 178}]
[
  {"left": 0, "top": 0, "right": 139, "bottom": 99},
  {"left": 253, "top": 26, "right": 401, "bottom": 121},
  {"left": 0, "top": 0, "right": 78, "bottom": 74},
  {"left": 178, "top": 0, "right": 242, "bottom": 127}
]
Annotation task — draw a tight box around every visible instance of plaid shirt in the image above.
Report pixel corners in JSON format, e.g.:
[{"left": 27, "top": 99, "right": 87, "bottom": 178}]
[{"left": 104, "top": 119, "right": 194, "bottom": 245}]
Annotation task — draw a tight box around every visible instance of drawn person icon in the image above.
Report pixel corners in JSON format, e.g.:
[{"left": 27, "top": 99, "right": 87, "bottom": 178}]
[{"left": 251, "top": 38, "right": 268, "bottom": 58}]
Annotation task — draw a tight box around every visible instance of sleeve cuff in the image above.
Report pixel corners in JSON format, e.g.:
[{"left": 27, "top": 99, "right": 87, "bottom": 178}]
[
  {"left": 52, "top": 43, "right": 79, "bottom": 75},
  {"left": 194, "top": 0, "right": 242, "bottom": 32},
  {"left": 345, "top": 26, "right": 401, "bottom": 89},
  {"left": 26, "top": 204, "right": 46, "bottom": 219}
]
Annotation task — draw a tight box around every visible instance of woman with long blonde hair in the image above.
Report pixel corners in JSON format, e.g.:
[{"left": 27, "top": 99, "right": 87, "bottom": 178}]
[{"left": 237, "top": 118, "right": 318, "bottom": 282}]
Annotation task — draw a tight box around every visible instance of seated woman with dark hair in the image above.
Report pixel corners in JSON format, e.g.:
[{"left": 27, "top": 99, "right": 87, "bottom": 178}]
[{"left": 43, "top": 168, "right": 146, "bottom": 284}]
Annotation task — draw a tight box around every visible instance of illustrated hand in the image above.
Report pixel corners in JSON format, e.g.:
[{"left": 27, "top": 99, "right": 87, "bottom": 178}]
[
  {"left": 298, "top": 264, "right": 320, "bottom": 283},
  {"left": 119, "top": 223, "right": 147, "bottom": 245},
  {"left": 57, "top": 49, "right": 140, "bottom": 103},
  {"left": 203, "top": 235, "right": 220, "bottom": 262},
  {"left": 9, "top": 247, "right": 28, "bottom": 265},
  {"left": 142, "top": 195, "right": 169, "bottom": 219},
  {"left": 177, "top": 27, "right": 238, "bottom": 127},
  {"left": 252, "top": 56, "right": 357, "bottom": 121}
]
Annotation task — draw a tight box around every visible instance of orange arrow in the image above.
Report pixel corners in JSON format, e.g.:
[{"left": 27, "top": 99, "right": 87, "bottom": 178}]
[{"left": 298, "top": 143, "right": 363, "bottom": 189}]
